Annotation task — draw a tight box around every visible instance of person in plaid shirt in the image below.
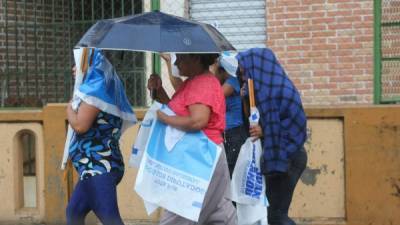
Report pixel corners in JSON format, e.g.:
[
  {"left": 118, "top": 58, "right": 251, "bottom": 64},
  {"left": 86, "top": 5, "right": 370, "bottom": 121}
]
[{"left": 237, "top": 48, "right": 308, "bottom": 225}]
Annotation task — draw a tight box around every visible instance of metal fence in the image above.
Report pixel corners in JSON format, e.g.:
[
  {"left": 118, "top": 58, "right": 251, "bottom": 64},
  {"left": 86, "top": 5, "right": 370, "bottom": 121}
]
[
  {"left": 374, "top": 0, "right": 400, "bottom": 103},
  {"left": 0, "top": 0, "right": 146, "bottom": 107}
]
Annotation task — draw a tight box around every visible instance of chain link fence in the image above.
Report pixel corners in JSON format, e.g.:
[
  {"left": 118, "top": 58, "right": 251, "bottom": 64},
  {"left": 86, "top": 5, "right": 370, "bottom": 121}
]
[{"left": 377, "top": 0, "right": 400, "bottom": 103}]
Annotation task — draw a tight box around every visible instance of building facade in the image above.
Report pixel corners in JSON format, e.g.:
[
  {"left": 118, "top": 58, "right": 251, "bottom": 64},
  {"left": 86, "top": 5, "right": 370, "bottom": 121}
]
[
  {"left": 0, "top": 0, "right": 399, "bottom": 224},
  {"left": 1, "top": 0, "right": 399, "bottom": 106}
]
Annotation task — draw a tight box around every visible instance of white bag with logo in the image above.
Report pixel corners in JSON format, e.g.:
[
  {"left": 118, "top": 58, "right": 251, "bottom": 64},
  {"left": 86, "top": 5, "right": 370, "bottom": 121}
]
[
  {"left": 230, "top": 107, "right": 268, "bottom": 225},
  {"left": 134, "top": 105, "right": 221, "bottom": 222},
  {"left": 231, "top": 138, "right": 268, "bottom": 225}
]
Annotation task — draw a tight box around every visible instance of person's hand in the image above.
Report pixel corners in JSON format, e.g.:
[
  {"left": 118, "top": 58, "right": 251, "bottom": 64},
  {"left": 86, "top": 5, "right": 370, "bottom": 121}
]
[
  {"left": 249, "top": 124, "right": 263, "bottom": 141},
  {"left": 156, "top": 110, "right": 168, "bottom": 124},
  {"left": 160, "top": 53, "right": 171, "bottom": 63},
  {"left": 147, "top": 74, "right": 162, "bottom": 91}
]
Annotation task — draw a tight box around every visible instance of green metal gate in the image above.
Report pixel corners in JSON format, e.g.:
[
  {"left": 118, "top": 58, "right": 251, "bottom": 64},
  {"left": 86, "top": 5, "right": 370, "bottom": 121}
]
[
  {"left": 374, "top": 0, "right": 400, "bottom": 103},
  {"left": 0, "top": 0, "right": 146, "bottom": 107}
]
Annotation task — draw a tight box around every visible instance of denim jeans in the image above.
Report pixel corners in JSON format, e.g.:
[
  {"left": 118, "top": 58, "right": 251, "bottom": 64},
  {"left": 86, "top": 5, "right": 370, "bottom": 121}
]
[
  {"left": 223, "top": 125, "right": 248, "bottom": 176},
  {"left": 265, "top": 148, "right": 307, "bottom": 225}
]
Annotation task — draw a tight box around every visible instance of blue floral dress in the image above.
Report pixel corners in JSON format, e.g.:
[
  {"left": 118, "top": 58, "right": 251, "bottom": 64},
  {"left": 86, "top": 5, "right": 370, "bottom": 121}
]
[{"left": 69, "top": 111, "right": 124, "bottom": 180}]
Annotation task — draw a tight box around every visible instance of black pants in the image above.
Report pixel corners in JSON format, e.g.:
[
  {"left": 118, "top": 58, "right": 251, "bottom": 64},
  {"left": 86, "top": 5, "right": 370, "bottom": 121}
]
[
  {"left": 266, "top": 148, "right": 307, "bottom": 225},
  {"left": 223, "top": 125, "right": 248, "bottom": 177}
]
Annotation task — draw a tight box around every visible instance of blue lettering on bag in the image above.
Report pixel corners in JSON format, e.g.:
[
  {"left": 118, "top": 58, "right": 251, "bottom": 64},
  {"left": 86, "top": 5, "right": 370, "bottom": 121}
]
[
  {"left": 244, "top": 142, "right": 263, "bottom": 199},
  {"left": 192, "top": 201, "right": 203, "bottom": 208}
]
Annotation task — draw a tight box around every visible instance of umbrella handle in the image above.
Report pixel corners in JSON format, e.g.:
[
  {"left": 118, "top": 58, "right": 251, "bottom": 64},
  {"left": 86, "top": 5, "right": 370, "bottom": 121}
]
[{"left": 248, "top": 78, "right": 255, "bottom": 108}]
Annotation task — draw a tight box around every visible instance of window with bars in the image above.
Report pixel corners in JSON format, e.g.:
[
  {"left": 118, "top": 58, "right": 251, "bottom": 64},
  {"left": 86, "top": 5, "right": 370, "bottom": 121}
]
[
  {"left": 0, "top": 0, "right": 146, "bottom": 107},
  {"left": 374, "top": 0, "right": 400, "bottom": 103}
]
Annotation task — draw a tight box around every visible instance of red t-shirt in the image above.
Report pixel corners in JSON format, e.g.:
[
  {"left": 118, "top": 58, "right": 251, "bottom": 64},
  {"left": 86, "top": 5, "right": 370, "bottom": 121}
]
[{"left": 168, "top": 73, "right": 226, "bottom": 144}]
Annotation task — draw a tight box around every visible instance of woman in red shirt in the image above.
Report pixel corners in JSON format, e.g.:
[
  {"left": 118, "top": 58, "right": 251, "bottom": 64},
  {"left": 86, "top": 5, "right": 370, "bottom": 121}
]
[{"left": 148, "top": 53, "right": 237, "bottom": 225}]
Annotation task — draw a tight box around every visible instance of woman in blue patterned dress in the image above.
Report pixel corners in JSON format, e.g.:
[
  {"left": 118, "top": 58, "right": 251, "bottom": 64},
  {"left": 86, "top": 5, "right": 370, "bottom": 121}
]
[{"left": 66, "top": 50, "right": 136, "bottom": 225}]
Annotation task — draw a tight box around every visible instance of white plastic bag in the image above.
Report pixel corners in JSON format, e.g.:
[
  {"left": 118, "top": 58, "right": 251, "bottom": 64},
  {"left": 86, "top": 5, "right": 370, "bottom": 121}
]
[
  {"left": 231, "top": 138, "right": 268, "bottom": 225},
  {"left": 231, "top": 138, "right": 266, "bottom": 204},
  {"left": 236, "top": 202, "right": 268, "bottom": 225},
  {"left": 128, "top": 102, "right": 161, "bottom": 168},
  {"left": 134, "top": 105, "right": 221, "bottom": 222}
]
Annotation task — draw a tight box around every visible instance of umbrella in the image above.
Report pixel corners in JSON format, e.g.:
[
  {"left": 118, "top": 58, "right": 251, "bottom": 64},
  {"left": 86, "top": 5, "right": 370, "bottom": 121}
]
[{"left": 76, "top": 11, "right": 235, "bottom": 53}]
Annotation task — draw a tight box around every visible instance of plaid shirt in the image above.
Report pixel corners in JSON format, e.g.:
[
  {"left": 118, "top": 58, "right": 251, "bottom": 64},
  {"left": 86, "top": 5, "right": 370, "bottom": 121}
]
[{"left": 237, "top": 48, "right": 307, "bottom": 173}]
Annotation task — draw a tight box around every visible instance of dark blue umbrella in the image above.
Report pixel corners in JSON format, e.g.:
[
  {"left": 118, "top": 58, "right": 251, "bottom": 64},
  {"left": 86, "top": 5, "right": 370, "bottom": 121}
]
[{"left": 76, "top": 11, "right": 235, "bottom": 53}]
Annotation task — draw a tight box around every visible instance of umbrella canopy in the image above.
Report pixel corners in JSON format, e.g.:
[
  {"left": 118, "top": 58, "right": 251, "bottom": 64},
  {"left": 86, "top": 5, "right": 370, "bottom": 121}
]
[{"left": 76, "top": 11, "right": 235, "bottom": 53}]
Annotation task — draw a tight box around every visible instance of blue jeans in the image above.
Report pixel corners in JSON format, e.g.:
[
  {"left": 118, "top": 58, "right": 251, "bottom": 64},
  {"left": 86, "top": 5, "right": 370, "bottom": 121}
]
[
  {"left": 266, "top": 149, "right": 307, "bottom": 225},
  {"left": 66, "top": 171, "right": 124, "bottom": 225}
]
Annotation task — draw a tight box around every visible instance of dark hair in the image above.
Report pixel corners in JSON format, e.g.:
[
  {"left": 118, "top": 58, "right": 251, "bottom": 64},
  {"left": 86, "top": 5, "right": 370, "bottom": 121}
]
[{"left": 190, "top": 53, "right": 219, "bottom": 69}]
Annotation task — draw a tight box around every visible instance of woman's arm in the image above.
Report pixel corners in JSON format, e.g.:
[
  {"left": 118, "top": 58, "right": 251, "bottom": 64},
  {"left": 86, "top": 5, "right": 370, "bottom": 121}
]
[
  {"left": 222, "top": 83, "right": 235, "bottom": 97},
  {"left": 67, "top": 102, "right": 100, "bottom": 134},
  {"left": 157, "top": 104, "right": 211, "bottom": 131}
]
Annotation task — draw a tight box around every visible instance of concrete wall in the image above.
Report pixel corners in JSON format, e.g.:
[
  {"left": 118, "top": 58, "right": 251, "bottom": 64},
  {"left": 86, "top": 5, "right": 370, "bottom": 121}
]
[
  {"left": 0, "top": 105, "right": 399, "bottom": 224},
  {"left": 0, "top": 121, "right": 45, "bottom": 222},
  {"left": 291, "top": 119, "right": 345, "bottom": 222}
]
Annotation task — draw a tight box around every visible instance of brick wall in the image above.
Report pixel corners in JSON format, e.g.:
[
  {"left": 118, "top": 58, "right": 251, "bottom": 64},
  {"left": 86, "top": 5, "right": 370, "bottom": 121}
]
[{"left": 266, "top": 0, "right": 374, "bottom": 105}]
